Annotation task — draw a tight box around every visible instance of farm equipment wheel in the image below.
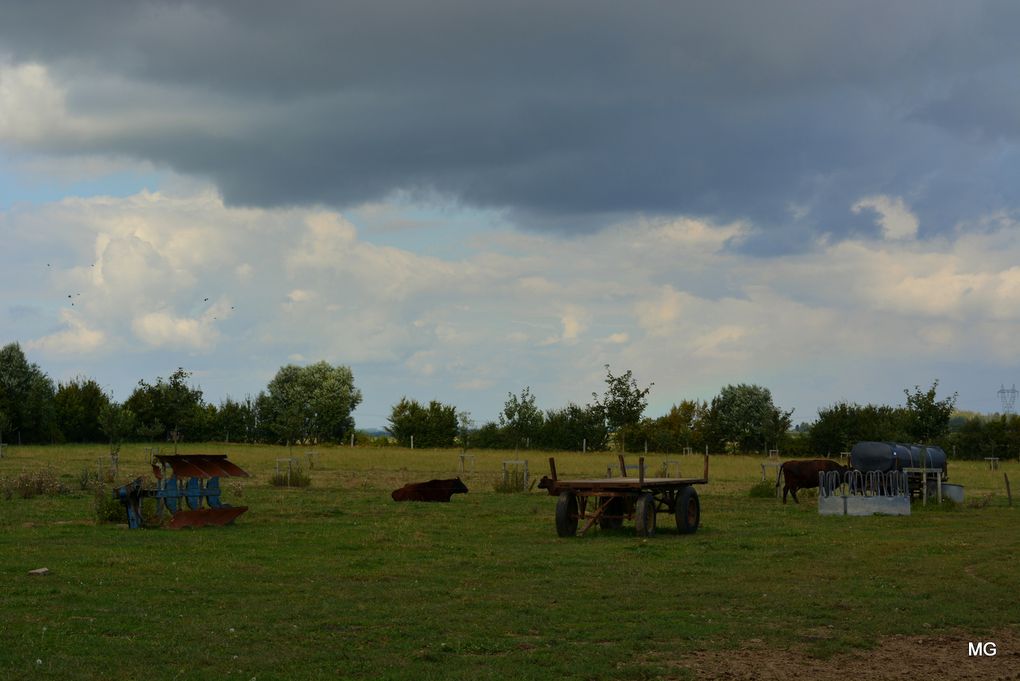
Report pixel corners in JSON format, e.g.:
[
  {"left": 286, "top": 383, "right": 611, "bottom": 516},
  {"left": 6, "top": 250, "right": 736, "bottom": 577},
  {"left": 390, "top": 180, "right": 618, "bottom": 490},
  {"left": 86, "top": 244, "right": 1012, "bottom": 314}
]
[
  {"left": 598, "top": 497, "right": 625, "bottom": 530},
  {"left": 675, "top": 486, "right": 700, "bottom": 534},
  {"left": 635, "top": 493, "right": 656, "bottom": 537},
  {"left": 555, "top": 491, "right": 579, "bottom": 537}
]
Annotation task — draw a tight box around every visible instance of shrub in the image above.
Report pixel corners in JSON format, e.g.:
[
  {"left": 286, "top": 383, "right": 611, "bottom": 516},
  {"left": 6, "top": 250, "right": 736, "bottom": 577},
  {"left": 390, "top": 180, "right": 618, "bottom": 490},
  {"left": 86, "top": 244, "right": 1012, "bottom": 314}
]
[
  {"left": 749, "top": 479, "right": 777, "bottom": 498},
  {"left": 79, "top": 465, "right": 116, "bottom": 490},
  {"left": 966, "top": 493, "right": 994, "bottom": 509},
  {"left": 93, "top": 484, "right": 128, "bottom": 523},
  {"left": 0, "top": 468, "right": 68, "bottom": 499},
  {"left": 270, "top": 461, "right": 311, "bottom": 487},
  {"left": 492, "top": 469, "right": 535, "bottom": 493},
  {"left": 228, "top": 480, "right": 245, "bottom": 497},
  {"left": 93, "top": 484, "right": 165, "bottom": 525},
  {"left": 79, "top": 466, "right": 99, "bottom": 491},
  {"left": 354, "top": 431, "right": 396, "bottom": 447}
]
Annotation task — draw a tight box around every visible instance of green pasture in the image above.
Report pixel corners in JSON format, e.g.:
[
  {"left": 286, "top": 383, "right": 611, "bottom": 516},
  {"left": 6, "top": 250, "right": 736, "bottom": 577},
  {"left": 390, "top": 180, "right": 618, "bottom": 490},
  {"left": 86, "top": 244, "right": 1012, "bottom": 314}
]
[{"left": 1, "top": 444, "right": 1017, "bottom": 680}]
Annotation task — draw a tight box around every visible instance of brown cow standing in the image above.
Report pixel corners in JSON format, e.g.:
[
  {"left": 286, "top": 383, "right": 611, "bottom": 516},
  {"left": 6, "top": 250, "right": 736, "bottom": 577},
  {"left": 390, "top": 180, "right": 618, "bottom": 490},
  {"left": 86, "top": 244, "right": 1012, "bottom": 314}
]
[
  {"left": 391, "top": 478, "right": 469, "bottom": 502},
  {"left": 776, "top": 459, "right": 846, "bottom": 504}
]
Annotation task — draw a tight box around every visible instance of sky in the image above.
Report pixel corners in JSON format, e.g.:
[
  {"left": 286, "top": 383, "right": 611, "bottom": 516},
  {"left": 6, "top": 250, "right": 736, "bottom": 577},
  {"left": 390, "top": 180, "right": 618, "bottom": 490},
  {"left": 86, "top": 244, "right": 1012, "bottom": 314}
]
[{"left": 2, "top": 1, "right": 1020, "bottom": 429}]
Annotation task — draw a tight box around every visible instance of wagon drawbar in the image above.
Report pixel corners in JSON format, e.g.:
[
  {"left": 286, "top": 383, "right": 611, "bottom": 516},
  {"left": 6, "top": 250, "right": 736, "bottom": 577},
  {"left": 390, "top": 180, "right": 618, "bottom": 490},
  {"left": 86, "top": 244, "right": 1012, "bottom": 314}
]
[{"left": 540, "top": 454, "right": 709, "bottom": 537}]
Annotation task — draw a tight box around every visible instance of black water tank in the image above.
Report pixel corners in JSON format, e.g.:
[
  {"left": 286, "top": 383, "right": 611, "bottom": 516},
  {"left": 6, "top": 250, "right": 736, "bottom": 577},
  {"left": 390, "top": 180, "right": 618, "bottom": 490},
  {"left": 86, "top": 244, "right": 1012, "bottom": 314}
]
[{"left": 850, "top": 441, "right": 947, "bottom": 474}]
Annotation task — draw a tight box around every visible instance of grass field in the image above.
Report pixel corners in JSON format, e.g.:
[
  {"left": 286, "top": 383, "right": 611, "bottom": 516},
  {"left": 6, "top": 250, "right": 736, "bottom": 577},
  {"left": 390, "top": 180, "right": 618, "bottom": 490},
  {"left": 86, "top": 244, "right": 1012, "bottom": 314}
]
[{"left": 1, "top": 444, "right": 1017, "bottom": 680}]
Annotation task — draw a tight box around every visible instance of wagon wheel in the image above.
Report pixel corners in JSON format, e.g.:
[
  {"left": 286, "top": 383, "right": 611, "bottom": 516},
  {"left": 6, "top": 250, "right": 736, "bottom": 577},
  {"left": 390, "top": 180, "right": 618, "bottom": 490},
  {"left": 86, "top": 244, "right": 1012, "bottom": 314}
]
[
  {"left": 635, "top": 493, "right": 656, "bottom": 537},
  {"left": 675, "top": 486, "right": 700, "bottom": 534},
  {"left": 598, "top": 496, "right": 624, "bottom": 530},
  {"left": 555, "top": 491, "right": 579, "bottom": 537}
]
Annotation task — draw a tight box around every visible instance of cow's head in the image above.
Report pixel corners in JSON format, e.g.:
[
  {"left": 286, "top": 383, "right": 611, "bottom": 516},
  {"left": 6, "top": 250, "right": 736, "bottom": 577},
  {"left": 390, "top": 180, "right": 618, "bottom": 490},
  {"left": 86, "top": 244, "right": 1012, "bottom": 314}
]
[
  {"left": 536, "top": 476, "right": 561, "bottom": 495},
  {"left": 451, "top": 477, "right": 469, "bottom": 494}
]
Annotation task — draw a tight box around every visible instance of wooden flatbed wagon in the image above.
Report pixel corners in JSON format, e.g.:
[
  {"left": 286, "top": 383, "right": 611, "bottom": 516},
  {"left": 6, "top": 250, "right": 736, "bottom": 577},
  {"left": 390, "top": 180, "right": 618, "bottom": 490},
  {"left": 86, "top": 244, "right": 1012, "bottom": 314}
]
[{"left": 540, "top": 455, "right": 709, "bottom": 537}]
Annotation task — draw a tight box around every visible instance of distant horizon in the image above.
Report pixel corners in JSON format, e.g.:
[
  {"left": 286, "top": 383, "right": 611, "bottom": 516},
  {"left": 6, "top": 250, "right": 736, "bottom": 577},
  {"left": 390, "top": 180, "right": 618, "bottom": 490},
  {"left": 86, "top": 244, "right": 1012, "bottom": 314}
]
[{"left": 3, "top": 339, "right": 1008, "bottom": 434}]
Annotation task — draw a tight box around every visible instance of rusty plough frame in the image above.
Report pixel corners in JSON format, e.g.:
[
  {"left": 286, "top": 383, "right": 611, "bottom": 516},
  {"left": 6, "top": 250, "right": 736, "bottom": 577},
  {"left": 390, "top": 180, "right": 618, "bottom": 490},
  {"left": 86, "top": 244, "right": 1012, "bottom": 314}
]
[{"left": 113, "top": 454, "right": 250, "bottom": 529}]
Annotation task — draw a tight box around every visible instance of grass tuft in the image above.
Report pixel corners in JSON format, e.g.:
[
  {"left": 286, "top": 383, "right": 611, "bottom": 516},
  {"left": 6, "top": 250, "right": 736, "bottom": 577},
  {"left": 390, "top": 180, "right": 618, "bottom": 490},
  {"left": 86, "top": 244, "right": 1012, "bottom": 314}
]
[
  {"left": 270, "top": 461, "right": 311, "bottom": 487},
  {"left": 965, "top": 493, "right": 995, "bottom": 509},
  {"left": 492, "top": 468, "right": 534, "bottom": 493},
  {"left": 748, "top": 479, "right": 777, "bottom": 498}
]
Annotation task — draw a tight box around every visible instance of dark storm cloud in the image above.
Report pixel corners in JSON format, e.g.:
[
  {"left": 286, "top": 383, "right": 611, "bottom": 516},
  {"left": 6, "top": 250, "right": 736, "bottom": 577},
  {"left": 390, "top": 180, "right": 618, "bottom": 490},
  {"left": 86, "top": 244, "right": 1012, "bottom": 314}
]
[{"left": 3, "top": 1, "right": 1020, "bottom": 246}]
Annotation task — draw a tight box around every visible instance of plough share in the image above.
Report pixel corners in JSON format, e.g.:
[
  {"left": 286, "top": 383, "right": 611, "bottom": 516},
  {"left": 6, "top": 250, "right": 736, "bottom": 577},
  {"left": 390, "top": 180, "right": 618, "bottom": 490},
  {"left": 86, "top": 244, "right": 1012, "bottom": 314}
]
[{"left": 113, "top": 454, "right": 250, "bottom": 529}]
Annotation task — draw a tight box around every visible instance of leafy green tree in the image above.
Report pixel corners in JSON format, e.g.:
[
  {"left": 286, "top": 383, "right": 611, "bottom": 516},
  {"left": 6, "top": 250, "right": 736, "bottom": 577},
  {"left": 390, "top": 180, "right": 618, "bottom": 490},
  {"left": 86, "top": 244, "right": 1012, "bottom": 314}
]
[
  {"left": 125, "top": 368, "right": 206, "bottom": 445},
  {"left": 903, "top": 380, "right": 958, "bottom": 443},
  {"left": 457, "top": 410, "right": 474, "bottom": 452},
  {"left": 387, "top": 398, "right": 458, "bottom": 448},
  {"left": 216, "top": 397, "right": 247, "bottom": 443},
  {"left": 254, "top": 391, "right": 275, "bottom": 443},
  {"left": 808, "top": 401, "right": 855, "bottom": 454},
  {"left": 593, "top": 365, "right": 652, "bottom": 452},
  {"left": 135, "top": 418, "right": 166, "bottom": 443},
  {"left": 648, "top": 400, "right": 710, "bottom": 452},
  {"left": 240, "top": 394, "right": 261, "bottom": 443},
  {"left": 943, "top": 413, "right": 1020, "bottom": 460},
  {"left": 299, "top": 362, "right": 362, "bottom": 442},
  {"left": 53, "top": 377, "right": 110, "bottom": 442},
  {"left": 164, "top": 368, "right": 205, "bottom": 443},
  {"left": 470, "top": 421, "right": 511, "bottom": 449},
  {"left": 98, "top": 401, "right": 137, "bottom": 459},
  {"left": 809, "top": 401, "right": 908, "bottom": 454},
  {"left": 264, "top": 365, "right": 310, "bottom": 449},
  {"left": 708, "top": 383, "right": 792, "bottom": 453},
  {"left": 500, "top": 387, "right": 544, "bottom": 449},
  {"left": 386, "top": 397, "right": 421, "bottom": 447},
  {"left": 263, "top": 362, "right": 363, "bottom": 447},
  {"left": 193, "top": 403, "right": 220, "bottom": 442},
  {"left": 539, "top": 402, "right": 609, "bottom": 451},
  {"left": 0, "top": 343, "right": 57, "bottom": 443}
]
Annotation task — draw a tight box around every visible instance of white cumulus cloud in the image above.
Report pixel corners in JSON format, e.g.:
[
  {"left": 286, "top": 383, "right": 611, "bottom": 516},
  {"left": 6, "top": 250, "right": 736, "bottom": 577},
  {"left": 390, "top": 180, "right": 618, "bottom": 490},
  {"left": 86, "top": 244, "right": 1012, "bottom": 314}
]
[
  {"left": 25, "top": 309, "right": 105, "bottom": 355},
  {"left": 5, "top": 186, "right": 1020, "bottom": 422},
  {"left": 852, "top": 195, "right": 919, "bottom": 240},
  {"left": 132, "top": 312, "right": 218, "bottom": 351}
]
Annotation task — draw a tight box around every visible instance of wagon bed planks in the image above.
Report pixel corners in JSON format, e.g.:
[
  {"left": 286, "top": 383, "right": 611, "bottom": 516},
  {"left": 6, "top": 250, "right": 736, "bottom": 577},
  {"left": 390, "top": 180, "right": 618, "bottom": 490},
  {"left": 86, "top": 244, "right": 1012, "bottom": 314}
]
[{"left": 541, "top": 476, "right": 707, "bottom": 492}]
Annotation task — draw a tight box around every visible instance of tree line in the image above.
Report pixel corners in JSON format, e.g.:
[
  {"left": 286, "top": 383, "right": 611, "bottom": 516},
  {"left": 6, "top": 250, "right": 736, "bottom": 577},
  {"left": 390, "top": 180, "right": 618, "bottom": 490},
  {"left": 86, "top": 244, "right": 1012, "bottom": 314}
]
[
  {"left": 387, "top": 367, "right": 795, "bottom": 455},
  {"left": 385, "top": 373, "right": 984, "bottom": 458},
  {"left": 1, "top": 342, "right": 999, "bottom": 459},
  {"left": 806, "top": 383, "right": 1016, "bottom": 460},
  {"left": 0, "top": 343, "right": 361, "bottom": 448}
]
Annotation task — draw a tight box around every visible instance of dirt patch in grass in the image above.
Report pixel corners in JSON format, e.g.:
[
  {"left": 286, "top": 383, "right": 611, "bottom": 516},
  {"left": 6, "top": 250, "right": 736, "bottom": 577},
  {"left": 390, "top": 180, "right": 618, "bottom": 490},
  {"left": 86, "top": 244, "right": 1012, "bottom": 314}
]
[{"left": 665, "top": 628, "right": 1020, "bottom": 680}]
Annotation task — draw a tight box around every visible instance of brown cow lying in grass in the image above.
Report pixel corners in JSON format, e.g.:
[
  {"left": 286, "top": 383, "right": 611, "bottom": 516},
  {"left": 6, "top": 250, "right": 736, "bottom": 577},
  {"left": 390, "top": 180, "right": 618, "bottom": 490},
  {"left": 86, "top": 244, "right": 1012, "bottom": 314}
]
[
  {"left": 391, "top": 478, "right": 469, "bottom": 502},
  {"left": 776, "top": 459, "right": 847, "bottom": 504}
]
